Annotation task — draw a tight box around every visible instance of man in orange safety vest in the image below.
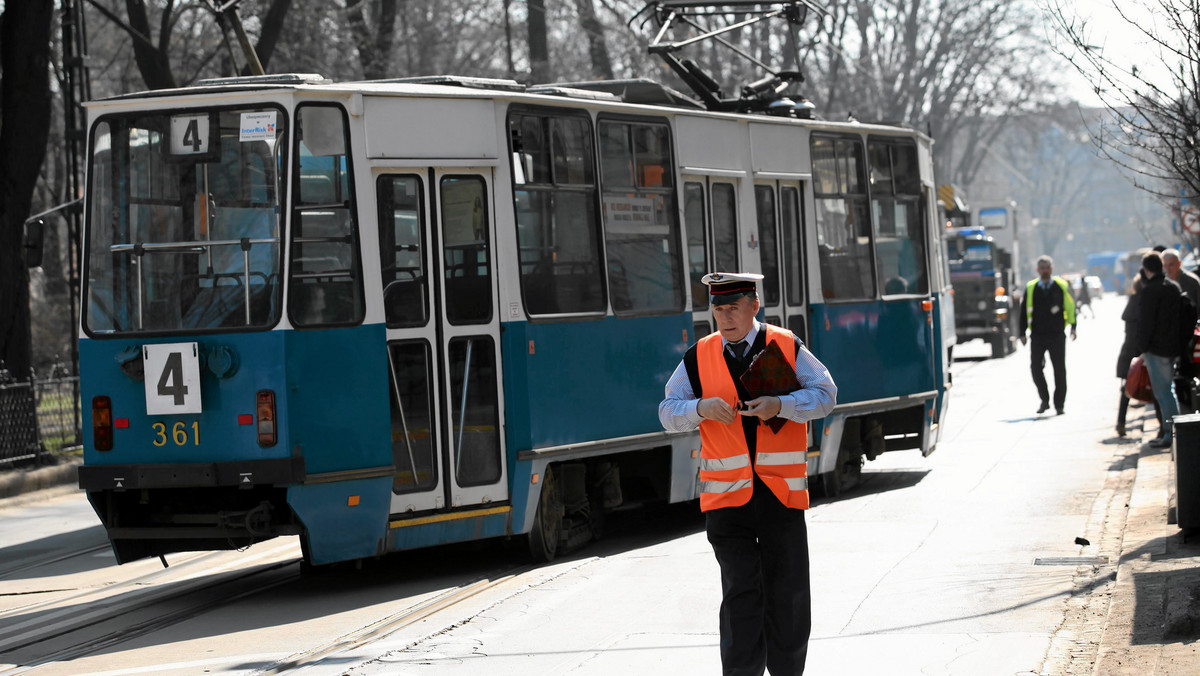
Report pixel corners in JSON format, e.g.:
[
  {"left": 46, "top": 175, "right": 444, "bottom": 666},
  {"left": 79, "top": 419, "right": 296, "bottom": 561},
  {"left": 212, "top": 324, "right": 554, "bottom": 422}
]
[{"left": 659, "top": 272, "right": 836, "bottom": 675}]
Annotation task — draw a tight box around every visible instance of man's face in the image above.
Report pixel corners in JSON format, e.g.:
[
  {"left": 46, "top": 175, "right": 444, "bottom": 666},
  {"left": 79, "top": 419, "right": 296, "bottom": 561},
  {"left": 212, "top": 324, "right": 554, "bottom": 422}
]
[
  {"left": 712, "top": 295, "right": 759, "bottom": 342},
  {"left": 1165, "top": 256, "right": 1181, "bottom": 280},
  {"left": 1037, "top": 261, "right": 1052, "bottom": 279}
]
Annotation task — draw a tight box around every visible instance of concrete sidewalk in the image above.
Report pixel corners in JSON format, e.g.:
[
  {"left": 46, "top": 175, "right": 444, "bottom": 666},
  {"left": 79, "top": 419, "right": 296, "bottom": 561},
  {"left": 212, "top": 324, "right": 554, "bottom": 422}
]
[
  {"left": 1092, "top": 430, "right": 1200, "bottom": 675},
  {"left": 0, "top": 455, "right": 81, "bottom": 504}
]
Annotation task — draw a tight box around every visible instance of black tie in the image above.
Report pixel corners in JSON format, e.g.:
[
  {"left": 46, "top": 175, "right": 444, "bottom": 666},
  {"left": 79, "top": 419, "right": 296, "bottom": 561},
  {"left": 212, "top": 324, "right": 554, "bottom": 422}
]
[{"left": 729, "top": 340, "right": 747, "bottom": 360}]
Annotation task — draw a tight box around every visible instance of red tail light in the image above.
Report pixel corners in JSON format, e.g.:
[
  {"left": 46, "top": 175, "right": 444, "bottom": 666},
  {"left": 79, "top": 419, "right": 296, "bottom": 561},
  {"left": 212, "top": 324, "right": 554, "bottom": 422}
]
[
  {"left": 92, "top": 396, "right": 114, "bottom": 451},
  {"left": 256, "top": 390, "right": 277, "bottom": 447}
]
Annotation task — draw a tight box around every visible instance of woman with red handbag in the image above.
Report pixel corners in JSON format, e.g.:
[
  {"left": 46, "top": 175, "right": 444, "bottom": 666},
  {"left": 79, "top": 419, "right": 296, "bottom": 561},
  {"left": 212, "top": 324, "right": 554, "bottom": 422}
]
[{"left": 1117, "top": 276, "right": 1160, "bottom": 436}]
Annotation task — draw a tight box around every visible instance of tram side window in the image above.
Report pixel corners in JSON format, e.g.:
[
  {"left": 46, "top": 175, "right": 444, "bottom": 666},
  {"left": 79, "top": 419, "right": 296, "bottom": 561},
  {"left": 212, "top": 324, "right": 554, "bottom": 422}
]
[
  {"left": 289, "top": 104, "right": 363, "bottom": 327},
  {"left": 684, "top": 182, "right": 708, "bottom": 310},
  {"left": 378, "top": 175, "right": 427, "bottom": 327},
  {"left": 868, "top": 139, "right": 928, "bottom": 296},
  {"left": 780, "top": 186, "right": 804, "bottom": 306},
  {"left": 599, "top": 119, "right": 684, "bottom": 314},
  {"left": 812, "top": 136, "right": 874, "bottom": 301},
  {"left": 508, "top": 111, "right": 605, "bottom": 316},
  {"left": 755, "top": 185, "right": 781, "bottom": 305}
]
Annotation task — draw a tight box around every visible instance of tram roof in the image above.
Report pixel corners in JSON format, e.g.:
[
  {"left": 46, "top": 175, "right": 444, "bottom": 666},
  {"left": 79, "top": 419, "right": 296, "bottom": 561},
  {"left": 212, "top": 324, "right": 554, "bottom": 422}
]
[{"left": 85, "top": 73, "right": 929, "bottom": 140}]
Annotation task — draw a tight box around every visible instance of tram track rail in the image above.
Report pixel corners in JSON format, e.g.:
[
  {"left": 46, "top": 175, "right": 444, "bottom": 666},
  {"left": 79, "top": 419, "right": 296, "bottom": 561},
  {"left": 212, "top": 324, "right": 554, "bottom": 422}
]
[
  {"left": 0, "top": 544, "right": 110, "bottom": 583},
  {"left": 0, "top": 542, "right": 302, "bottom": 675},
  {"left": 249, "top": 564, "right": 532, "bottom": 676}
]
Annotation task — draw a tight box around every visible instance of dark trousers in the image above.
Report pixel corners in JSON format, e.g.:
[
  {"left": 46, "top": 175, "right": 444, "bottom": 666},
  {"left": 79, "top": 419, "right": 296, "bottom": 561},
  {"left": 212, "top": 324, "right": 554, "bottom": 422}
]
[
  {"left": 1030, "top": 332, "right": 1067, "bottom": 410},
  {"left": 706, "top": 478, "right": 810, "bottom": 676}
]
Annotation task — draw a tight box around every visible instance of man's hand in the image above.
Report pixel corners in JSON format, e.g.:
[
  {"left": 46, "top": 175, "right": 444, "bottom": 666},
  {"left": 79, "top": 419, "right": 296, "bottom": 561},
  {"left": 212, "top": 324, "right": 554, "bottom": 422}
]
[
  {"left": 1070, "top": 327, "right": 1077, "bottom": 341},
  {"left": 1019, "top": 334, "right": 1027, "bottom": 346},
  {"left": 739, "top": 396, "right": 781, "bottom": 420},
  {"left": 698, "top": 397, "right": 738, "bottom": 424}
]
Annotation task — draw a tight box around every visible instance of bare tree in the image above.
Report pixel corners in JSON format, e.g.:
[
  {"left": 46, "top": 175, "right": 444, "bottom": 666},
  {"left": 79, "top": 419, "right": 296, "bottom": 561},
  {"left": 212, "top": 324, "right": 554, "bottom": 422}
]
[
  {"left": 346, "top": 0, "right": 398, "bottom": 80},
  {"left": 528, "top": 0, "right": 552, "bottom": 82},
  {"left": 802, "top": 0, "right": 1056, "bottom": 185},
  {"left": 0, "top": 0, "right": 54, "bottom": 385},
  {"left": 1044, "top": 0, "right": 1200, "bottom": 206}
]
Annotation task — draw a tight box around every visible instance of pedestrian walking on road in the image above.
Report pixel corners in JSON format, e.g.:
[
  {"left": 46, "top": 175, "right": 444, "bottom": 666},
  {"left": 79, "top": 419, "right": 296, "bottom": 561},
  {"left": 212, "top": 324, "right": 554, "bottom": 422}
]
[
  {"left": 1019, "top": 255, "right": 1077, "bottom": 415},
  {"left": 1132, "top": 251, "right": 1185, "bottom": 448},
  {"left": 659, "top": 271, "right": 836, "bottom": 676},
  {"left": 1076, "top": 278, "right": 1094, "bottom": 319}
]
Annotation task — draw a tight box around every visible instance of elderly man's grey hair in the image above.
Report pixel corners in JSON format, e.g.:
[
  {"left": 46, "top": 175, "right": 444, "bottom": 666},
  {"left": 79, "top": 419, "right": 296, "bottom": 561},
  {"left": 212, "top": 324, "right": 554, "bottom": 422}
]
[
  {"left": 1162, "top": 249, "right": 1181, "bottom": 263},
  {"left": 1036, "top": 255, "right": 1054, "bottom": 267}
]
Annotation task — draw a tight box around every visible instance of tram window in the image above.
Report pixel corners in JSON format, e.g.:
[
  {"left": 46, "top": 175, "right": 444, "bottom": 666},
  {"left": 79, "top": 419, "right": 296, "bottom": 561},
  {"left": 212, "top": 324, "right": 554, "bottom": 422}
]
[
  {"left": 508, "top": 111, "right": 604, "bottom": 316},
  {"left": 448, "top": 336, "right": 502, "bottom": 487},
  {"left": 780, "top": 186, "right": 804, "bottom": 306},
  {"left": 869, "top": 138, "right": 928, "bottom": 296},
  {"left": 84, "top": 108, "right": 286, "bottom": 335},
  {"left": 812, "top": 135, "right": 874, "bottom": 301},
  {"left": 388, "top": 341, "right": 438, "bottom": 494},
  {"left": 598, "top": 118, "right": 683, "bottom": 315},
  {"left": 755, "top": 185, "right": 781, "bottom": 305},
  {"left": 684, "top": 182, "right": 708, "bottom": 310},
  {"left": 378, "top": 175, "right": 427, "bottom": 327},
  {"left": 289, "top": 104, "right": 364, "bottom": 328},
  {"left": 441, "top": 176, "right": 493, "bottom": 325},
  {"left": 712, "top": 182, "right": 738, "bottom": 273}
]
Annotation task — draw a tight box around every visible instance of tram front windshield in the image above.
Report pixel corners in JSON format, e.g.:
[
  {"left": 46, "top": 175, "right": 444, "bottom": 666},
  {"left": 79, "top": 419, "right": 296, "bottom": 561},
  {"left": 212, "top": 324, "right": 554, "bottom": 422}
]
[{"left": 85, "top": 107, "right": 287, "bottom": 334}]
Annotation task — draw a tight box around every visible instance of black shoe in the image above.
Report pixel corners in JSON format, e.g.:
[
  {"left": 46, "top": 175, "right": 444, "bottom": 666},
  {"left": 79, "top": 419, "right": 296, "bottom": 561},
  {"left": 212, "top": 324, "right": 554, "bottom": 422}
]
[
  {"left": 1056, "top": 408, "right": 1065, "bottom": 415},
  {"left": 1037, "top": 402, "right": 1050, "bottom": 414},
  {"left": 1116, "top": 424, "right": 1126, "bottom": 437},
  {"left": 1149, "top": 437, "right": 1172, "bottom": 449}
]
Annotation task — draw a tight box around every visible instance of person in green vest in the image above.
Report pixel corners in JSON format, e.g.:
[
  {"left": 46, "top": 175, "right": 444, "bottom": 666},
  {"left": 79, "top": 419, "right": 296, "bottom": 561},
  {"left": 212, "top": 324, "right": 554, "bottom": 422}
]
[{"left": 1018, "top": 255, "right": 1077, "bottom": 415}]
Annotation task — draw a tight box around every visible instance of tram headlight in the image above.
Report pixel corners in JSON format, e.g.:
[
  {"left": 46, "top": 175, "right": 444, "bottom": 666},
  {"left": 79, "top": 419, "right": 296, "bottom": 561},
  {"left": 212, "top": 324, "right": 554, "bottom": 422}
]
[
  {"left": 92, "top": 396, "right": 114, "bottom": 451},
  {"left": 256, "top": 390, "right": 277, "bottom": 447}
]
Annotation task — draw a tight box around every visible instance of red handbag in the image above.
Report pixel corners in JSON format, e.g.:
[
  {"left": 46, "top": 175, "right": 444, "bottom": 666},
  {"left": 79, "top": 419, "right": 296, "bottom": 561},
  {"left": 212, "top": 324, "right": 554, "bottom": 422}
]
[{"left": 1125, "top": 356, "right": 1154, "bottom": 403}]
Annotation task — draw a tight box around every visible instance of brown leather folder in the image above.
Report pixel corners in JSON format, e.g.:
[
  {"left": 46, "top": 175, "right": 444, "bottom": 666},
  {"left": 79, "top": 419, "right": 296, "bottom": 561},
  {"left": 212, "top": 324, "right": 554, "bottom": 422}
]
[{"left": 740, "top": 341, "right": 801, "bottom": 433}]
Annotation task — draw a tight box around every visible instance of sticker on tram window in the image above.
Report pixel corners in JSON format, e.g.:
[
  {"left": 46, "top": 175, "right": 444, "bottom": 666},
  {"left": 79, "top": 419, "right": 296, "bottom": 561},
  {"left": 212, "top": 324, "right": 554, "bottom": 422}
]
[
  {"left": 168, "top": 113, "right": 218, "bottom": 161},
  {"left": 239, "top": 111, "right": 276, "bottom": 142},
  {"left": 143, "top": 343, "right": 203, "bottom": 415}
]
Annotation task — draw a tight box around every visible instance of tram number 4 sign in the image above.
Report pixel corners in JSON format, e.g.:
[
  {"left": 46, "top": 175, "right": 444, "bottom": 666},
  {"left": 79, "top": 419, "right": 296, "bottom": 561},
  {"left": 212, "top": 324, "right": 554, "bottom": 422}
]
[{"left": 144, "top": 343, "right": 202, "bottom": 415}]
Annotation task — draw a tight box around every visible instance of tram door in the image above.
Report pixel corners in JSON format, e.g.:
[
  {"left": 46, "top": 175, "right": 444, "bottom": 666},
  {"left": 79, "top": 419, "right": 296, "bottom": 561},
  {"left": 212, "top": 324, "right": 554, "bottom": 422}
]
[
  {"left": 376, "top": 169, "right": 508, "bottom": 516},
  {"left": 683, "top": 175, "right": 742, "bottom": 338},
  {"left": 754, "top": 180, "right": 809, "bottom": 343}
]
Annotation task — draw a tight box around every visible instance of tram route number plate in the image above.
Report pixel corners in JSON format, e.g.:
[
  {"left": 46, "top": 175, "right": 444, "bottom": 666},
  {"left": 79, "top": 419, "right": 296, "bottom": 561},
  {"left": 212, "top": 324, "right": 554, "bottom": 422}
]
[{"left": 143, "top": 343, "right": 202, "bottom": 415}]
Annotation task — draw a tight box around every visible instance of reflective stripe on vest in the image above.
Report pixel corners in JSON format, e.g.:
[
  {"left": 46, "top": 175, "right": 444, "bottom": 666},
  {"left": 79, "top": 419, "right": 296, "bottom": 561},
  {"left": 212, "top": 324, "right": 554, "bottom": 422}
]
[{"left": 697, "top": 324, "right": 809, "bottom": 512}]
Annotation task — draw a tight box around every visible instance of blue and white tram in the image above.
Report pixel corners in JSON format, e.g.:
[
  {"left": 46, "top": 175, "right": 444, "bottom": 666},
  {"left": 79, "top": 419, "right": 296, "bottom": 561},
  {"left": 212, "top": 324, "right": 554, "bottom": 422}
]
[{"left": 78, "top": 73, "right": 951, "bottom": 566}]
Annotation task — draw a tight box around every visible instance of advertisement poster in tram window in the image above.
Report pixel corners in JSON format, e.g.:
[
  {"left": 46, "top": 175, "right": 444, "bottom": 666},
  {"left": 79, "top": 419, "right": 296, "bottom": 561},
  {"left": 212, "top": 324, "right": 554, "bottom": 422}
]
[{"left": 442, "top": 181, "right": 486, "bottom": 244}]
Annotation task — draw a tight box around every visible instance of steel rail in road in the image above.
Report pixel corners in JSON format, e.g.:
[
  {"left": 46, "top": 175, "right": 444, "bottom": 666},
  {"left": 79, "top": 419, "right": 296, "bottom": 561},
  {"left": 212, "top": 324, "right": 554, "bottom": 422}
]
[{"left": 0, "top": 542, "right": 301, "bottom": 675}]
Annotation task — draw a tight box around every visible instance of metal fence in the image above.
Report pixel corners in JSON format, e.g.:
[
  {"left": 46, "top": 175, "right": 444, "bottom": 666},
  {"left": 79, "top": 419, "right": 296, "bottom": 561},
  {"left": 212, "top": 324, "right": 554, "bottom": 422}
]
[{"left": 0, "top": 376, "right": 81, "bottom": 466}]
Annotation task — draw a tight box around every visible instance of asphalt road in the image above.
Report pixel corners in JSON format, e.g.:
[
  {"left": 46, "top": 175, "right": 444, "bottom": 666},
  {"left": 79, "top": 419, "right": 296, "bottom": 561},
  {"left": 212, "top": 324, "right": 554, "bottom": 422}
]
[{"left": 0, "top": 294, "right": 1136, "bottom": 675}]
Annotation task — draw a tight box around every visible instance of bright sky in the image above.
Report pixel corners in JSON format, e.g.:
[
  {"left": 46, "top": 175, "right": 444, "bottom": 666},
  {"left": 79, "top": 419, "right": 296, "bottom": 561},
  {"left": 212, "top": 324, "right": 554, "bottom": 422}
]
[{"left": 1042, "top": 0, "right": 1180, "bottom": 106}]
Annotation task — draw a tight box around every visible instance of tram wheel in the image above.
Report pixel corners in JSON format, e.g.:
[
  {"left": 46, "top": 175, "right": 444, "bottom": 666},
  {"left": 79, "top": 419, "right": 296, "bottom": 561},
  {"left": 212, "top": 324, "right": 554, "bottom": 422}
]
[{"left": 526, "top": 466, "right": 565, "bottom": 563}]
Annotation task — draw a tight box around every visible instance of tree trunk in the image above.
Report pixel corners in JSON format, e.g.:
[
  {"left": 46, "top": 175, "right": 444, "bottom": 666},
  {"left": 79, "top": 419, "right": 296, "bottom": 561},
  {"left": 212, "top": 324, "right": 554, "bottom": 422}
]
[
  {"left": 255, "top": 0, "right": 294, "bottom": 71},
  {"left": 124, "top": 0, "right": 175, "bottom": 89},
  {"left": 527, "top": 0, "right": 551, "bottom": 83},
  {"left": 574, "top": 0, "right": 612, "bottom": 80},
  {"left": 0, "top": 0, "right": 54, "bottom": 381}
]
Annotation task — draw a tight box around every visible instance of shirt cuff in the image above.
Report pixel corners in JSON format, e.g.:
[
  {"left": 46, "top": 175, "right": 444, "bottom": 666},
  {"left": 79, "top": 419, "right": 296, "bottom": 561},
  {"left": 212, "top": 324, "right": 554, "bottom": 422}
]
[
  {"left": 777, "top": 395, "right": 797, "bottom": 420},
  {"left": 685, "top": 399, "right": 703, "bottom": 425}
]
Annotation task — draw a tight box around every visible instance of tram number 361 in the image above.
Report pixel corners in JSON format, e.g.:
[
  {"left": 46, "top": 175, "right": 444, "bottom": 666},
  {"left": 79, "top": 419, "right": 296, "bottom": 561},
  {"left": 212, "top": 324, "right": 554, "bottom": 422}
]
[{"left": 152, "top": 421, "right": 200, "bottom": 446}]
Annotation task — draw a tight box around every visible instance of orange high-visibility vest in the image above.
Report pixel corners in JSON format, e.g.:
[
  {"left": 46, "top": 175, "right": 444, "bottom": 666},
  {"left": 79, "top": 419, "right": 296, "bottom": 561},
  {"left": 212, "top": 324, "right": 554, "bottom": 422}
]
[{"left": 697, "top": 324, "right": 809, "bottom": 512}]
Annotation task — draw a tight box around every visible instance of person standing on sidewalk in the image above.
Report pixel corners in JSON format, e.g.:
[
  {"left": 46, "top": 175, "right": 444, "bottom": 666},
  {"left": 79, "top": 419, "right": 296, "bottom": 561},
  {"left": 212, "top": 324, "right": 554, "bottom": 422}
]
[
  {"left": 1162, "top": 249, "right": 1200, "bottom": 305},
  {"left": 1019, "top": 255, "right": 1077, "bottom": 415},
  {"left": 659, "top": 271, "right": 836, "bottom": 676},
  {"left": 1132, "top": 251, "right": 1184, "bottom": 448}
]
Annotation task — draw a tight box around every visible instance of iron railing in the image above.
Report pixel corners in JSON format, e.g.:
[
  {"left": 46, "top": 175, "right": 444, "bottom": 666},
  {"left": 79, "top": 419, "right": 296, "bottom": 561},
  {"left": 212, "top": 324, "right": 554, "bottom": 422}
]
[{"left": 0, "top": 375, "right": 81, "bottom": 466}]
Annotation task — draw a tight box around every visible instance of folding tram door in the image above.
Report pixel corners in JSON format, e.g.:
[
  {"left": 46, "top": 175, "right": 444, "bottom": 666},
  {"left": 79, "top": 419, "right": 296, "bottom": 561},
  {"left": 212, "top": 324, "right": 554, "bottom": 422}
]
[{"left": 375, "top": 168, "right": 509, "bottom": 520}]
